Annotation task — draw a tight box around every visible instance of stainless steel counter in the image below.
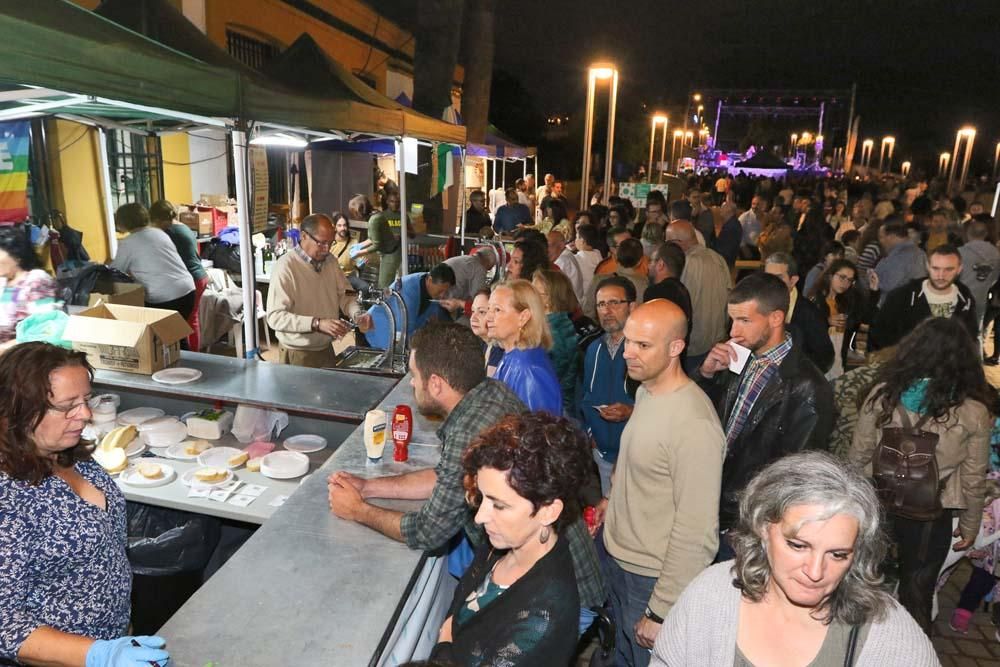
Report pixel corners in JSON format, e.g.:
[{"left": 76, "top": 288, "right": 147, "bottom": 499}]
[
  {"left": 158, "top": 375, "right": 452, "bottom": 666},
  {"left": 93, "top": 351, "right": 397, "bottom": 422}
]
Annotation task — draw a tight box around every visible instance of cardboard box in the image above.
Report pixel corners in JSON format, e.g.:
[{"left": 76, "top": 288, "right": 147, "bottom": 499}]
[
  {"left": 62, "top": 304, "right": 192, "bottom": 375},
  {"left": 87, "top": 282, "right": 145, "bottom": 308}
]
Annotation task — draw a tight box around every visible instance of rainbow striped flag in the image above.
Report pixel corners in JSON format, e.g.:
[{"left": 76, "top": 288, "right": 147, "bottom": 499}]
[{"left": 0, "top": 121, "right": 29, "bottom": 223}]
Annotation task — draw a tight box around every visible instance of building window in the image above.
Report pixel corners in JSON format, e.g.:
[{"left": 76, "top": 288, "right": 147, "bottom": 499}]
[
  {"left": 105, "top": 130, "right": 163, "bottom": 210},
  {"left": 226, "top": 29, "right": 278, "bottom": 71}
]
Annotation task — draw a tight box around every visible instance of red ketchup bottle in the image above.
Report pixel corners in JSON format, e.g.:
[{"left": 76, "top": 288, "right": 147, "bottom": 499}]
[{"left": 392, "top": 404, "right": 413, "bottom": 462}]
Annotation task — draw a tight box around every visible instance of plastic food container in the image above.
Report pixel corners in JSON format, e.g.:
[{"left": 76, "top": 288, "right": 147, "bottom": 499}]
[
  {"left": 260, "top": 451, "right": 309, "bottom": 479},
  {"left": 137, "top": 417, "right": 188, "bottom": 448}
]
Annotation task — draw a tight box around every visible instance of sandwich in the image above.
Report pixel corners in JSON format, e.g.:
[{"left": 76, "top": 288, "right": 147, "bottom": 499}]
[
  {"left": 228, "top": 451, "right": 249, "bottom": 467},
  {"left": 246, "top": 457, "right": 263, "bottom": 472},
  {"left": 94, "top": 447, "right": 128, "bottom": 474}
]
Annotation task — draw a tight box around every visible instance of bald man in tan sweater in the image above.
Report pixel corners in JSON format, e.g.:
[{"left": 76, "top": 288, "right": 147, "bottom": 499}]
[
  {"left": 266, "top": 214, "right": 372, "bottom": 367},
  {"left": 597, "top": 299, "right": 724, "bottom": 666}
]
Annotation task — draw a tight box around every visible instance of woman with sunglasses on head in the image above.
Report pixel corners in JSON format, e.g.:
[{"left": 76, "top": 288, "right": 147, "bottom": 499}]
[{"left": 0, "top": 343, "right": 170, "bottom": 667}]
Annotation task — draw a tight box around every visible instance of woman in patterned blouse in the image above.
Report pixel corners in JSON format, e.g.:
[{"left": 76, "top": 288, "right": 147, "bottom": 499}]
[{"left": 0, "top": 343, "right": 170, "bottom": 666}]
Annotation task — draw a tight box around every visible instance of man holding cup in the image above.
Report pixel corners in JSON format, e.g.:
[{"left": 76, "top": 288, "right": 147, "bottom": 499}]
[{"left": 696, "top": 272, "right": 834, "bottom": 561}]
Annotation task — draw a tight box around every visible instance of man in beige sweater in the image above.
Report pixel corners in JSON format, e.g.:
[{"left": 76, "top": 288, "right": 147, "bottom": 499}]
[
  {"left": 597, "top": 299, "right": 724, "bottom": 667},
  {"left": 266, "top": 214, "right": 372, "bottom": 367}
]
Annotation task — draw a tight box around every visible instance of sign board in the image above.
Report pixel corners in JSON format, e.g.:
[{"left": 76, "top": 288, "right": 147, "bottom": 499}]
[
  {"left": 618, "top": 182, "right": 669, "bottom": 210},
  {"left": 250, "top": 145, "right": 269, "bottom": 232}
]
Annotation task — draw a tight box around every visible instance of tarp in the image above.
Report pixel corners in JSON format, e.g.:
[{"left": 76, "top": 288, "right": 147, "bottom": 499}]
[
  {"left": 0, "top": 0, "right": 464, "bottom": 142},
  {"left": 734, "top": 151, "right": 791, "bottom": 169},
  {"left": 262, "top": 33, "right": 465, "bottom": 144}
]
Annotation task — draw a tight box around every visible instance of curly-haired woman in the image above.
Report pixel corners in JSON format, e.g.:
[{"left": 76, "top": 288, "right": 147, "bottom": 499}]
[
  {"left": 651, "top": 452, "right": 936, "bottom": 666},
  {"left": 431, "top": 412, "right": 593, "bottom": 665},
  {"left": 850, "top": 316, "right": 993, "bottom": 634}
]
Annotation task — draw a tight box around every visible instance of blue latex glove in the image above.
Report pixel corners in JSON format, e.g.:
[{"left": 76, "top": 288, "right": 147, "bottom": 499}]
[
  {"left": 86, "top": 636, "right": 170, "bottom": 667},
  {"left": 348, "top": 243, "right": 366, "bottom": 259}
]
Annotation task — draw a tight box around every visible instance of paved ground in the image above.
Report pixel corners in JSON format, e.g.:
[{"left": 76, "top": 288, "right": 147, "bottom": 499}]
[{"left": 933, "top": 561, "right": 1000, "bottom": 666}]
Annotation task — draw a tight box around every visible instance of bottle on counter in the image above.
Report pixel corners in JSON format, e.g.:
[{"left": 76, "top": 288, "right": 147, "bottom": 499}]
[
  {"left": 364, "top": 409, "right": 387, "bottom": 462},
  {"left": 262, "top": 243, "right": 275, "bottom": 276},
  {"left": 391, "top": 404, "right": 412, "bottom": 462}
]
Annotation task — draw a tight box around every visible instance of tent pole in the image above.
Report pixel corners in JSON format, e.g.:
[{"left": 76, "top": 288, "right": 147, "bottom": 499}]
[
  {"left": 502, "top": 159, "right": 507, "bottom": 190},
  {"left": 398, "top": 136, "right": 409, "bottom": 277},
  {"left": 232, "top": 125, "right": 259, "bottom": 358},
  {"left": 522, "top": 157, "right": 527, "bottom": 178},
  {"left": 459, "top": 148, "right": 468, "bottom": 245},
  {"left": 95, "top": 127, "right": 118, "bottom": 259}
]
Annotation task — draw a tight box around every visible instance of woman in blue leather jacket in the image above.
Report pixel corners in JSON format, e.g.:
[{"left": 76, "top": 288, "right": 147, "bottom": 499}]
[{"left": 487, "top": 280, "right": 562, "bottom": 414}]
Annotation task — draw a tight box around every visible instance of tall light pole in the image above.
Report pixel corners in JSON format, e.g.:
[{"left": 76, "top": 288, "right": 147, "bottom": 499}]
[
  {"left": 861, "top": 139, "right": 874, "bottom": 168},
  {"left": 939, "top": 152, "right": 950, "bottom": 177},
  {"left": 790, "top": 133, "right": 798, "bottom": 157},
  {"left": 580, "top": 63, "right": 619, "bottom": 211},
  {"left": 878, "top": 136, "right": 894, "bottom": 172},
  {"left": 671, "top": 129, "right": 682, "bottom": 173},
  {"left": 901, "top": 161, "right": 911, "bottom": 177},
  {"left": 657, "top": 117, "right": 669, "bottom": 183},
  {"left": 993, "top": 141, "right": 1000, "bottom": 181},
  {"left": 948, "top": 126, "right": 976, "bottom": 195},
  {"left": 646, "top": 114, "right": 667, "bottom": 183}
]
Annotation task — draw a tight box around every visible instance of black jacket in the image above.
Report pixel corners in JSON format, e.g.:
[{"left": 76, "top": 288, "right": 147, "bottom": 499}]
[
  {"left": 789, "top": 290, "right": 835, "bottom": 373},
  {"left": 432, "top": 535, "right": 579, "bottom": 666},
  {"left": 699, "top": 341, "right": 834, "bottom": 531},
  {"left": 811, "top": 290, "right": 876, "bottom": 370},
  {"left": 869, "top": 278, "right": 978, "bottom": 351}
]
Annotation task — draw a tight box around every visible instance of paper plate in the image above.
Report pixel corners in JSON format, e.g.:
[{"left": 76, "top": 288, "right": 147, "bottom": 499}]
[
  {"left": 138, "top": 418, "right": 188, "bottom": 448},
  {"left": 119, "top": 463, "right": 176, "bottom": 488},
  {"left": 197, "top": 446, "right": 247, "bottom": 469},
  {"left": 282, "top": 434, "right": 327, "bottom": 454},
  {"left": 151, "top": 367, "right": 203, "bottom": 385},
  {"left": 260, "top": 451, "right": 309, "bottom": 480},
  {"left": 181, "top": 467, "right": 235, "bottom": 488},
  {"left": 124, "top": 438, "right": 146, "bottom": 458},
  {"left": 165, "top": 441, "right": 213, "bottom": 461},
  {"left": 117, "top": 407, "right": 165, "bottom": 426}
]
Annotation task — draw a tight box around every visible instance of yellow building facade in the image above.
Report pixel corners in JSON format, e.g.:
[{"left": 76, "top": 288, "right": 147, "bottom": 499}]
[{"left": 53, "top": 0, "right": 434, "bottom": 261}]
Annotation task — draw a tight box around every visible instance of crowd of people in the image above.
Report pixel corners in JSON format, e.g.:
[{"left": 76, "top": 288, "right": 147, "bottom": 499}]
[{"left": 5, "top": 166, "right": 1000, "bottom": 666}]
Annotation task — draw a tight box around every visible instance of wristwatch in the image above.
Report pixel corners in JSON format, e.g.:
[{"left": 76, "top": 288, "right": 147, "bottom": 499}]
[
  {"left": 310, "top": 317, "right": 320, "bottom": 332},
  {"left": 644, "top": 607, "right": 664, "bottom": 624}
]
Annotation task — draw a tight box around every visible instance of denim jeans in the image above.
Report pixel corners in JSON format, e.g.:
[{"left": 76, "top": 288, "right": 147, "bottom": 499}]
[
  {"left": 602, "top": 555, "right": 656, "bottom": 667},
  {"left": 889, "top": 511, "right": 953, "bottom": 636},
  {"left": 593, "top": 449, "right": 615, "bottom": 497}
]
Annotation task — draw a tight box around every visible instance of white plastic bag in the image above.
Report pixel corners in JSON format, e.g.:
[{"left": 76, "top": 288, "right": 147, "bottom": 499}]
[{"left": 231, "top": 404, "right": 289, "bottom": 443}]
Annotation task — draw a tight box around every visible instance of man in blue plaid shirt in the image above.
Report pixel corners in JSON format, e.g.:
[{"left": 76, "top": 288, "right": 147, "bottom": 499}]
[
  {"left": 329, "top": 322, "right": 606, "bottom": 618},
  {"left": 697, "top": 272, "right": 833, "bottom": 561}
]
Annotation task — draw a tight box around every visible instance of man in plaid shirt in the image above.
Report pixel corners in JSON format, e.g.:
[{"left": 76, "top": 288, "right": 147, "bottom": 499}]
[
  {"left": 329, "top": 322, "right": 607, "bottom": 616},
  {"left": 697, "top": 272, "right": 833, "bottom": 561}
]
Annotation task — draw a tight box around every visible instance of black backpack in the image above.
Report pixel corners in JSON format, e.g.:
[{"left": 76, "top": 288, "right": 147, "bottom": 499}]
[{"left": 872, "top": 407, "right": 943, "bottom": 521}]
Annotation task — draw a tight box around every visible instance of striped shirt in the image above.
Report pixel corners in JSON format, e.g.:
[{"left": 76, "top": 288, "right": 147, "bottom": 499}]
[{"left": 725, "top": 334, "right": 793, "bottom": 448}]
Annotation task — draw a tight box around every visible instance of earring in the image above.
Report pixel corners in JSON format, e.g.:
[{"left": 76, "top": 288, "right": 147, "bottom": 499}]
[{"left": 540, "top": 526, "right": 551, "bottom": 544}]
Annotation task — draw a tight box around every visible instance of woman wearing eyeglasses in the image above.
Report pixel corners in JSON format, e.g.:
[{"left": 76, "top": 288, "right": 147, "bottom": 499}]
[
  {"left": 807, "top": 259, "right": 873, "bottom": 379},
  {"left": 0, "top": 343, "right": 171, "bottom": 667}
]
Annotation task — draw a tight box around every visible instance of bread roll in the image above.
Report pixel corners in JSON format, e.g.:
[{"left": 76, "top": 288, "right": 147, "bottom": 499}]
[
  {"left": 246, "top": 457, "right": 262, "bottom": 472},
  {"left": 194, "top": 467, "right": 227, "bottom": 483},
  {"left": 136, "top": 461, "right": 163, "bottom": 480},
  {"left": 228, "top": 451, "right": 249, "bottom": 467},
  {"left": 100, "top": 425, "right": 137, "bottom": 451},
  {"left": 95, "top": 447, "right": 128, "bottom": 474},
  {"left": 185, "top": 440, "right": 212, "bottom": 456}
]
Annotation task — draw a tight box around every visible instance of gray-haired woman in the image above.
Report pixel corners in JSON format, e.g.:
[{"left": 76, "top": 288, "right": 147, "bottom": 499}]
[{"left": 651, "top": 452, "right": 937, "bottom": 667}]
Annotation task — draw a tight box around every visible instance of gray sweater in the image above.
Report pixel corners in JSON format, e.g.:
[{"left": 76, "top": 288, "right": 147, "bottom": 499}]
[{"left": 651, "top": 562, "right": 940, "bottom": 667}]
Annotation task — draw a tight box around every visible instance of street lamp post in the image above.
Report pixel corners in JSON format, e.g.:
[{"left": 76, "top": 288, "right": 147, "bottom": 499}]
[
  {"left": 993, "top": 141, "right": 1000, "bottom": 181},
  {"left": 790, "top": 133, "right": 798, "bottom": 157},
  {"left": 671, "top": 129, "right": 682, "bottom": 173},
  {"left": 947, "top": 126, "right": 976, "bottom": 195},
  {"left": 861, "top": 139, "right": 874, "bottom": 168},
  {"left": 878, "top": 136, "right": 895, "bottom": 173},
  {"left": 939, "top": 152, "right": 950, "bottom": 177},
  {"left": 657, "top": 118, "right": 669, "bottom": 183},
  {"left": 580, "top": 63, "right": 619, "bottom": 211},
  {"left": 647, "top": 114, "right": 667, "bottom": 184},
  {"left": 901, "top": 161, "right": 911, "bottom": 177}
]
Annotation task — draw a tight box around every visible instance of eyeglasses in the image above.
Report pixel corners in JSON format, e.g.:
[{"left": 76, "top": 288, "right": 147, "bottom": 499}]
[
  {"left": 48, "top": 397, "right": 92, "bottom": 419},
  {"left": 303, "top": 230, "right": 333, "bottom": 248},
  {"left": 833, "top": 273, "right": 856, "bottom": 283},
  {"left": 596, "top": 299, "right": 631, "bottom": 310}
]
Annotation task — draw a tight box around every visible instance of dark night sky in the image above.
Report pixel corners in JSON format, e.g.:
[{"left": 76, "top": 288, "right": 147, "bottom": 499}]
[{"left": 489, "top": 0, "right": 1000, "bottom": 174}]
